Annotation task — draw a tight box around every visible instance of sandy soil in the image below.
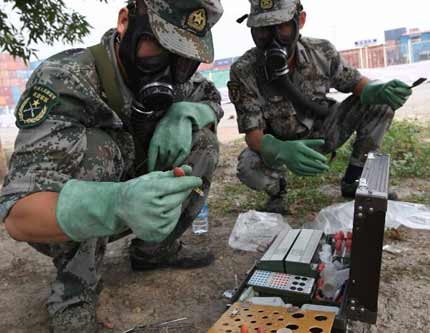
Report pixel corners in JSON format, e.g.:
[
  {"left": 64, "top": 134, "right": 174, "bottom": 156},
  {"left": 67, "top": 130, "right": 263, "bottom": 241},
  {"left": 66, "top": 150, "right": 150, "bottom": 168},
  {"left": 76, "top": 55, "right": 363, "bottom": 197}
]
[
  {"left": 1, "top": 141, "right": 429, "bottom": 333},
  {"left": 0, "top": 84, "right": 429, "bottom": 332}
]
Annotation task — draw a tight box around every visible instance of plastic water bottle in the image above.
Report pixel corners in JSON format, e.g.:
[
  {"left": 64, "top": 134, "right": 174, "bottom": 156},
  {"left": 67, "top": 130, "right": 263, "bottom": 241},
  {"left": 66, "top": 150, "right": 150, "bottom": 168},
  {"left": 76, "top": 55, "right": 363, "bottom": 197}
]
[
  {"left": 318, "top": 244, "right": 333, "bottom": 264},
  {"left": 192, "top": 202, "right": 208, "bottom": 235},
  {"left": 320, "top": 263, "right": 338, "bottom": 299}
]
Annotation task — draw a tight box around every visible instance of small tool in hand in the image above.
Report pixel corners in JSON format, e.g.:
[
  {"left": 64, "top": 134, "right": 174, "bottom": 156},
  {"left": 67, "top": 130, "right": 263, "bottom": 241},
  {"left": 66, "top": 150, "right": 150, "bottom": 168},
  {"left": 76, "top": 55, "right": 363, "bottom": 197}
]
[
  {"left": 173, "top": 167, "right": 204, "bottom": 196},
  {"left": 410, "top": 77, "right": 427, "bottom": 89}
]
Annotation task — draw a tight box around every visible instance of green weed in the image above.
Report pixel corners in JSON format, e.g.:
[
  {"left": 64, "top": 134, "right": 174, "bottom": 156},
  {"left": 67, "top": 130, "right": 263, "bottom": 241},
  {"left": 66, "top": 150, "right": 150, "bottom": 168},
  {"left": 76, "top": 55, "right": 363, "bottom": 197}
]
[{"left": 211, "top": 121, "right": 430, "bottom": 218}]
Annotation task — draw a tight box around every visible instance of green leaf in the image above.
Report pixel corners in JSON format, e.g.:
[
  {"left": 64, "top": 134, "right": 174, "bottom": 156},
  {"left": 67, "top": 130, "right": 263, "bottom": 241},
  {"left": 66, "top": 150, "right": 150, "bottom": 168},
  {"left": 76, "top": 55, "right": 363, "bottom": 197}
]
[{"left": 0, "top": 0, "right": 109, "bottom": 62}]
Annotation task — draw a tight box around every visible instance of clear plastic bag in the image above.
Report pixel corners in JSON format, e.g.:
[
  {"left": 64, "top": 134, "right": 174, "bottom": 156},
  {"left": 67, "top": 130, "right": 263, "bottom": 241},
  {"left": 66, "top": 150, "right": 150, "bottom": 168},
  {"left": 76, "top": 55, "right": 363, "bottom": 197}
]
[
  {"left": 311, "top": 201, "right": 430, "bottom": 234},
  {"left": 228, "top": 210, "right": 291, "bottom": 252}
]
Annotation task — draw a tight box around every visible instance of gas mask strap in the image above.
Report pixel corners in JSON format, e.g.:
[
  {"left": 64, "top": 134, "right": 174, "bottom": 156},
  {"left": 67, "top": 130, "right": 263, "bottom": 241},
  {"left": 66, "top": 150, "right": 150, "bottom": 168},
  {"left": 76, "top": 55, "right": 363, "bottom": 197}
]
[
  {"left": 285, "top": 14, "right": 300, "bottom": 59},
  {"left": 88, "top": 43, "right": 125, "bottom": 120}
]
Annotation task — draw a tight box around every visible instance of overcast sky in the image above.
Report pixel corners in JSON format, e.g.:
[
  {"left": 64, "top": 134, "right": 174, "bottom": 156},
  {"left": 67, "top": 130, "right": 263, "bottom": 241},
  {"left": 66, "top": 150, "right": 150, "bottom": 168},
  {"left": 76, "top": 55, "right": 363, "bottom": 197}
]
[{"left": 34, "top": 0, "right": 430, "bottom": 61}]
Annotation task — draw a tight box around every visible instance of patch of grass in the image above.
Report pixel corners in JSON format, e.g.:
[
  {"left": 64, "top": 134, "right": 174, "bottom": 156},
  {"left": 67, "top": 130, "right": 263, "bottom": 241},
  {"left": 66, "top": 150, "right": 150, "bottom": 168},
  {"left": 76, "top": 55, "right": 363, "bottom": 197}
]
[
  {"left": 211, "top": 121, "right": 430, "bottom": 218},
  {"left": 209, "top": 183, "right": 266, "bottom": 215},
  {"left": 382, "top": 121, "right": 430, "bottom": 178},
  {"left": 286, "top": 121, "right": 430, "bottom": 216},
  {"left": 406, "top": 192, "right": 430, "bottom": 206},
  {"left": 286, "top": 173, "right": 344, "bottom": 216}
]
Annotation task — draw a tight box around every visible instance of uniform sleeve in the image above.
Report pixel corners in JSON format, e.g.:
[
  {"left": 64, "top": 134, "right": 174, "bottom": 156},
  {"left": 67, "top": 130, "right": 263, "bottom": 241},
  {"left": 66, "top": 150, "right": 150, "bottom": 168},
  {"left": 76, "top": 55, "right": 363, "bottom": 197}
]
[
  {"left": 180, "top": 72, "right": 224, "bottom": 124},
  {"left": 0, "top": 95, "right": 88, "bottom": 221},
  {"left": 228, "top": 64, "right": 265, "bottom": 134},
  {"left": 328, "top": 42, "right": 363, "bottom": 93}
]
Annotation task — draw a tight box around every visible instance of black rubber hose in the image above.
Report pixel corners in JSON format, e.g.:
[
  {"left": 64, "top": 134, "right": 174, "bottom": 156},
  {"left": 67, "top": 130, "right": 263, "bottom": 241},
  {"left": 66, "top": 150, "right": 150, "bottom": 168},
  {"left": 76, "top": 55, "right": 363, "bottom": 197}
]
[{"left": 272, "top": 74, "right": 330, "bottom": 118}]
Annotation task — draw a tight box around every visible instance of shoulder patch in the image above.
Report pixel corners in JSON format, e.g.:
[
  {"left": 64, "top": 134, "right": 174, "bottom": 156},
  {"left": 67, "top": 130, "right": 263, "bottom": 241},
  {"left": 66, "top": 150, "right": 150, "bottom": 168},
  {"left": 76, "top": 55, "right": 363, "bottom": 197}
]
[
  {"left": 15, "top": 84, "right": 59, "bottom": 129},
  {"left": 227, "top": 81, "right": 241, "bottom": 104}
]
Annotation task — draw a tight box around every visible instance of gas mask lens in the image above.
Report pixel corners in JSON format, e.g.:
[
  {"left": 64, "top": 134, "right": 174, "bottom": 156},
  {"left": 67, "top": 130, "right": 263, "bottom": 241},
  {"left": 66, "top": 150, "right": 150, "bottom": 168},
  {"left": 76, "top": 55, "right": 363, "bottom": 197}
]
[
  {"left": 172, "top": 56, "right": 201, "bottom": 84},
  {"left": 251, "top": 21, "right": 296, "bottom": 50},
  {"left": 131, "top": 52, "right": 200, "bottom": 113},
  {"left": 135, "top": 37, "right": 171, "bottom": 75},
  {"left": 274, "top": 21, "right": 296, "bottom": 46},
  {"left": 251, "top": 26, "right": 274, "bottom": 50}
]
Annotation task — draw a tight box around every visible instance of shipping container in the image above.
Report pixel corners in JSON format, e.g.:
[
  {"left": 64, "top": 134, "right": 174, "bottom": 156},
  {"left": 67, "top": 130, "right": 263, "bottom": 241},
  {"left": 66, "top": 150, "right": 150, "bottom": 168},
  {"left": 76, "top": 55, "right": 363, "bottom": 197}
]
[
  {"left": 198, "top": 62, "right": 214, "bottom": 71},
  {"left": 30, "top": 60, "right": 43, "bottom": 70},
  {"left": 11, "top": 85, "right": 22, "bottom": 104},
  {"left": 212, "top": 64, "right": 231, "bottom": 72},
  {"left": 16, "top": 70, "right": 32, "bottom": 80},
  {"left": 200, "top": 69, "right": 230, "bottom": 89},
  {"left": 340, "top": 49, "right": 361, "bottom": 68},
  {"left": 0, "top": 52, "right": 32, "bottom": 109},
  {"left": 340, "top": 45, "right": 385, "bottom": 69},
  {"left": 214, "top": 57, "right": 234, "bottom": 67},
  {"left": 367, "top": 45, "right": 386, "bottom": 68},
  {"left": 384, "top": 28, "right": 407, "bottom": 42}
]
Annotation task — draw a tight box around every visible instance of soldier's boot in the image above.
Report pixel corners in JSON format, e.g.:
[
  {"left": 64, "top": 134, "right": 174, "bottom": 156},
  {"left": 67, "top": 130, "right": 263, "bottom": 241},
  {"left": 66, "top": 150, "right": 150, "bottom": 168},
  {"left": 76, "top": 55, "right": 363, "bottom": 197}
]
[
  {"left": 340, "top": 178, "right": 359, "bottom": 199},
  {"left": 264, "top": 177, "right": 287, "bottom": 214},
  {"left": 129, "top": 240, "right": 214, "bottom": 271},
  {"left": 341, "top": 164, "right": 399, "bottom": 200},
  {"left": 341, "top": 164, "right": 363, "bottom": 199},
  {"left": 49, "top": 301, "right": 97, "bottom": 333},
  {"left": 264, "top": 194, "right": 288, "bottom": 214}
]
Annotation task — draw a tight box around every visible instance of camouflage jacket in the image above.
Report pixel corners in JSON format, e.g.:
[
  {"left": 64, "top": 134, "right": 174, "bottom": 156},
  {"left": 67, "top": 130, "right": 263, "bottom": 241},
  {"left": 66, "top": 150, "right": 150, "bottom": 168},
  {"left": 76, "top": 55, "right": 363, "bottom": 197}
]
[
  {"left": 229, "top": 36, "right": 362, "bottom": 139},
  {"left": 0, "top": 29, "right": 222, "bottom": 221}
]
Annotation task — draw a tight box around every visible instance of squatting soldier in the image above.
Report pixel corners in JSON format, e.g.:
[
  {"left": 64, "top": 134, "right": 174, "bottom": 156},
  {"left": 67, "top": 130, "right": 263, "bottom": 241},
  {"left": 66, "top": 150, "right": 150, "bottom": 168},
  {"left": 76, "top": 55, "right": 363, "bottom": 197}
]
[
  {"left": 228, "top": 0, "right": 412, "bottom": 213},
  {"left": 0, "top": 0, "right": 223, "bottom": 331}
]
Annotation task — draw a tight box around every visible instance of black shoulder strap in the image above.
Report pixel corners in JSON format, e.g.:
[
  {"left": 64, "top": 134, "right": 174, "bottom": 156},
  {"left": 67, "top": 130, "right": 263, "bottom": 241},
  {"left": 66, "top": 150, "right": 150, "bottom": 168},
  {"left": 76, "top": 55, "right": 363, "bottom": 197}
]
[{"left": 88, "top": 43, "right": 124, "bottom": 116}]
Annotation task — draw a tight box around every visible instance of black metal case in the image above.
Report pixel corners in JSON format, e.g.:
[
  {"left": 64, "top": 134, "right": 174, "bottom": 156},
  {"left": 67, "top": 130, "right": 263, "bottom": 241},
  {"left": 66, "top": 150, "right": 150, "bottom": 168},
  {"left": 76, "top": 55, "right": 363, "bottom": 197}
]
[
  {"left": 229, "top": 152, "right": 390, "bottom": 331},
  {"left": 346, "top": 152, "right": 390, "bottom": 324}
]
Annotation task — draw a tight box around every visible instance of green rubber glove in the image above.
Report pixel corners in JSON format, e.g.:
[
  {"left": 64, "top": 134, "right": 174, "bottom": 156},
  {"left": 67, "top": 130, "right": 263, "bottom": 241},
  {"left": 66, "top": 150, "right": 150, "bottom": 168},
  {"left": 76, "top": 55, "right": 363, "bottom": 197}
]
[
  {"left": 360, "top": 79, "right": 412, "bottom": 110},
  {"left": 148, "top": 102, "right": 216, "bottom": 171},
  {"left": 260, "top": 135, "right": 329, "bottom": 176},
  {"left": 56, "top": 165, "right": 202, "bottom": 242}
]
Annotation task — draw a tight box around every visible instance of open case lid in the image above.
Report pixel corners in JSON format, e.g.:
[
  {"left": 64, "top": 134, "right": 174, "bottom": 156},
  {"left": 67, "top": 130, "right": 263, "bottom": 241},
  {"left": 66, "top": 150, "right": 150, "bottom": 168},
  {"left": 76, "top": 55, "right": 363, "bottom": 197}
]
[{"left": 347, "top": 152, "right": 390, "bottom": 324}]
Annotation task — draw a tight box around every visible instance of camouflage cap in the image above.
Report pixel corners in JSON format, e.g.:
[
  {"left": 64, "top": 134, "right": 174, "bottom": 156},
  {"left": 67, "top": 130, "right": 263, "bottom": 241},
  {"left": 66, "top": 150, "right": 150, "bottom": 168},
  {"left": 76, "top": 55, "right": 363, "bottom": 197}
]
[
  {"left": 247, "top": 0, "right": 301, "bottom": 28},
  {"left": 143, "top": 0, "right": 223, "bottom": 63}
]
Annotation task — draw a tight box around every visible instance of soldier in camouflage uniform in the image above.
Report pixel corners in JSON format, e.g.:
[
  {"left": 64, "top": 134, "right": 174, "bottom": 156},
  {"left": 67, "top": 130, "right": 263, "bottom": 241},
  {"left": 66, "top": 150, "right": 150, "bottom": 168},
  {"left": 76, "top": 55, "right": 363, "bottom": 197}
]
[
  {"left": 0, "top": 0, "right": 223, "bottom": 332},
  {"left": 229, "top": 0, "right": 412, "bottom": 213}
]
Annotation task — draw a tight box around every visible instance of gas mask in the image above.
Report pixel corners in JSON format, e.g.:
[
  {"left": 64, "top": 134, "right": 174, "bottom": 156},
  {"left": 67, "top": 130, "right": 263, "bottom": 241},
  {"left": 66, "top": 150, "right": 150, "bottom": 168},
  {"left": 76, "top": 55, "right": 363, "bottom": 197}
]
[
  {"left": 250, "top": 12, "right": 330, "bottom": 119},
  {"left": 251, "top": 15, "right": 300, "bottom": 81},
  {"left": 118, "top": 5, "right": 200, "bottom": 116}
]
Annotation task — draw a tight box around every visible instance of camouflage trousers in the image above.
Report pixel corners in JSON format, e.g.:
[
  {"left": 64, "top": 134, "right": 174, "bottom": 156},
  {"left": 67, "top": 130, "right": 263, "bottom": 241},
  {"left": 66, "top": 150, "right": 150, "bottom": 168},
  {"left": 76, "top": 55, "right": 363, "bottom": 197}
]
[
  {"left": 29, "top": 127, "right": 219, "bottom": 315},
  {"left": 237, "top": 95, "right": 394, "bottom": 196}
]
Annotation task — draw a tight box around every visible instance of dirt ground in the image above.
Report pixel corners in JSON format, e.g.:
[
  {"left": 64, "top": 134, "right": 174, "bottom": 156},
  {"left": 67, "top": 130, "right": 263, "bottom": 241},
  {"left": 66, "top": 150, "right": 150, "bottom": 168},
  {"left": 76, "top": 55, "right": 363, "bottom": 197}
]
[
  {"left": 1, "top": 141, "right": 430, "bottom": 333},
  {"left": 1, "top": 84, "right": 430, "bottom": 332}
]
